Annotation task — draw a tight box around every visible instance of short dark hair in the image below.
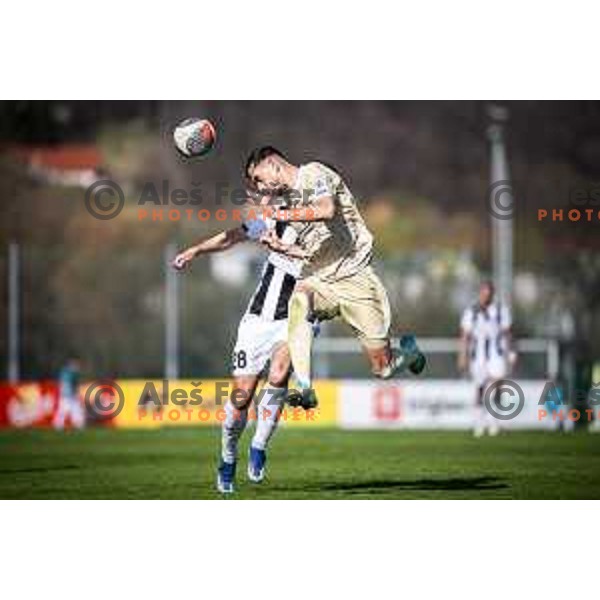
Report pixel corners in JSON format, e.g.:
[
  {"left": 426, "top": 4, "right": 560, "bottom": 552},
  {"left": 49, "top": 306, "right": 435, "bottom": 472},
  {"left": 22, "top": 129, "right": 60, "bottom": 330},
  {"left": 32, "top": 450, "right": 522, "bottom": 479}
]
[{"left": 245, "top": 146, "right": 286, "bottom": 178}]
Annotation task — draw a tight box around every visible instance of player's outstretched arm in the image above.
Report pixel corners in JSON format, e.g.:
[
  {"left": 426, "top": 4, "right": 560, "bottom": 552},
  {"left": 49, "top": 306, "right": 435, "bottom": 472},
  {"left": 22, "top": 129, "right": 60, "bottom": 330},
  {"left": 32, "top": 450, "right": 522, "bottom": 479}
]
[
  {"left": 504, "top": 327, "right": 518, "bottom": 370},
  {"left": 499, "top": 305, "right": 517, "bottom": 370},
  {"left": 171, "top": 227, "right": 247, "bottom": 270},
  {"left": 457, "top": 328, "right": 470, "bottom": 375}
]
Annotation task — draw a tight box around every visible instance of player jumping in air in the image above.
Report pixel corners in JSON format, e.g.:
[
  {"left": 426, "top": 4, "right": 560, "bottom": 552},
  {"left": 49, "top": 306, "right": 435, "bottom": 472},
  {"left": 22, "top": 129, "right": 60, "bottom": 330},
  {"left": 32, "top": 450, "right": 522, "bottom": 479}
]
[
  {"left": 172, "top": 217, "right": 305, "bottom": 494},
  {"left": 458, "top": 280, "right": 516, "bottom": 437},
  {"left": 246, "top": 146, "right": 426, "bottom": 409}
]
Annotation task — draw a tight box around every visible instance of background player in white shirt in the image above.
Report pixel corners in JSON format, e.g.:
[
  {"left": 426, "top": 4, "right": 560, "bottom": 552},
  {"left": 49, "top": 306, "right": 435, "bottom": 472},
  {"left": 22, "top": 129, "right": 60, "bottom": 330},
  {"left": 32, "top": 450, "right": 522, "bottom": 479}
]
[
  {"left": 173, "top": 218, "right": 303, "bottom": 494},
  {"left": 458, "top": 281, "right": 516, "bottom": 436}
]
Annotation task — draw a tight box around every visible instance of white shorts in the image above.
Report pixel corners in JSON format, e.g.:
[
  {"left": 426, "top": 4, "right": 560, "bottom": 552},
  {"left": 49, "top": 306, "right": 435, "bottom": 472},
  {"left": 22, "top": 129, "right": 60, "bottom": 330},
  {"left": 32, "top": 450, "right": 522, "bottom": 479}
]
[
  {"left": 232, "top": 313, "right": 288, "bottom": 377},
  {"left": 470, "top": 359, "right": 508, "bottom": 387}
]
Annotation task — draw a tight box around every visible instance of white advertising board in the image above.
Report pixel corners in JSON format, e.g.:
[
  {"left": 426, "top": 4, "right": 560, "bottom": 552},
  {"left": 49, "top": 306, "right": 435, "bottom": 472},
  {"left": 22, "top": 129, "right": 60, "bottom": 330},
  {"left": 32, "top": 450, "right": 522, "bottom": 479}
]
[{"left": 339, "top": 379, "right": 562, "bottom": 430}]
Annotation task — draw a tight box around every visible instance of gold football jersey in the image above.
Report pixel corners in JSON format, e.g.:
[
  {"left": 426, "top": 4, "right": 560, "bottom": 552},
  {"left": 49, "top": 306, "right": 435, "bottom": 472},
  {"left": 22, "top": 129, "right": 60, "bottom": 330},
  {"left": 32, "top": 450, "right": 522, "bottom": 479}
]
[{"left": 289, "top": 162, "right": 373, "bottom": 281}]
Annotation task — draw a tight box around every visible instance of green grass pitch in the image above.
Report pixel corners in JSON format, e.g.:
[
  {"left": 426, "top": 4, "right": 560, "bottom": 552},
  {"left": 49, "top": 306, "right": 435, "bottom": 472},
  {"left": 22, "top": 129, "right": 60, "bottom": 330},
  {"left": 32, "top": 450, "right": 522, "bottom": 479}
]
[{"left": 2, "top": 427, "right": 600, "bottom": 499}]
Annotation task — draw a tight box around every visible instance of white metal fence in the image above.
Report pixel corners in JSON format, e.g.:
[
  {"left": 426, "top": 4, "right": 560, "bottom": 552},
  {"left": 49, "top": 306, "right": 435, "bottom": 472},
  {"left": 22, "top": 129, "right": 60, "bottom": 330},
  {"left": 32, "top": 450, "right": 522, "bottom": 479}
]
[{"left": 313, "top": 336, "right": 559, "bottom": 380}]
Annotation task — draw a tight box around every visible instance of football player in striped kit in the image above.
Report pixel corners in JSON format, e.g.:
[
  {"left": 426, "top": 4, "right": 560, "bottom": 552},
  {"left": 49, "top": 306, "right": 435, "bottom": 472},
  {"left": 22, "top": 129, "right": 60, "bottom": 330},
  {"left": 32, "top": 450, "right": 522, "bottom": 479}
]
[
  {"left": 173, "top": 217, "right": 304, "bottom": 494},
  {"left": 458, "top": 281, "right": 516, "bottom": 437}
]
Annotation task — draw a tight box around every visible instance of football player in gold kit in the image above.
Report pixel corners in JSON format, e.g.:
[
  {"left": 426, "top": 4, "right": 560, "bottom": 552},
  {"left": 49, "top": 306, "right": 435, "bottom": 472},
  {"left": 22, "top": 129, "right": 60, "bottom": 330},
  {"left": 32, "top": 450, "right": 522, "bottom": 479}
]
[{"left": 246, "top": 146, "right": 426, "bottom": 408}]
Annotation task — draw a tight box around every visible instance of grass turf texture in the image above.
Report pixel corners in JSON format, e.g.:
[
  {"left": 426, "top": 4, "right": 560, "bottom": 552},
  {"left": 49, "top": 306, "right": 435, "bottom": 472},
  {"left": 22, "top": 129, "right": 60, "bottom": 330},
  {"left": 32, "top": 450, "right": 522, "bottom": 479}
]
[{"left": 1, "top": 427, "right": 600, "bottom": 499}]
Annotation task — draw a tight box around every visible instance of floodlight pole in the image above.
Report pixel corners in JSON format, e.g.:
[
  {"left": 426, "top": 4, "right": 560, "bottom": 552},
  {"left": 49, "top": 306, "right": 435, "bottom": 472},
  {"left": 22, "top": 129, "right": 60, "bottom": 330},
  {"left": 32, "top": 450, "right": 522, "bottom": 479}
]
[
  {"left": 165, "top": 243, "right": 180, "bottom": 380},
  {"left": 487, "top": 105, "right": 514, "bottom": 305},
  {"left": 8, "top": 242, "right": 20, "bottom": 383}
]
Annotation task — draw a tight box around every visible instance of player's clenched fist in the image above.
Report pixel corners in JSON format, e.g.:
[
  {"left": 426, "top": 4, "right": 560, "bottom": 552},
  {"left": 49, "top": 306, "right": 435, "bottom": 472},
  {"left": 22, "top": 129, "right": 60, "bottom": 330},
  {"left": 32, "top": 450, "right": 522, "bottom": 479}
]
[{"left": 171, "top": 247, "right": 197, "bottom": 270}]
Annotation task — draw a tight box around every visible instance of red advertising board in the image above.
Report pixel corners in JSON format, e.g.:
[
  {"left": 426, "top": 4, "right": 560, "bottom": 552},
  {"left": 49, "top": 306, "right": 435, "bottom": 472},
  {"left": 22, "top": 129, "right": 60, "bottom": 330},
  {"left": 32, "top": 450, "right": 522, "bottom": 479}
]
[{"left": 0, "top": 381, "right": 59, "bottom": 428}]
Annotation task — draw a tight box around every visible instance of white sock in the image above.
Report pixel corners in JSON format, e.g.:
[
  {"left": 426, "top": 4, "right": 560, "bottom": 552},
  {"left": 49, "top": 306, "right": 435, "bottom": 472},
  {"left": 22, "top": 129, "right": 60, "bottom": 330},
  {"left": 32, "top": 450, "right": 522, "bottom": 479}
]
[
  {"left": 221, "top": 401, "right": 248, "bottom": 463},
  {"left": 485, "top": 387, "right": 500, "bottom": 429},
  {"left": 251, "top": 385, "right": 286, "bottom": 451},
  {"left": 475, "top": 404, "right": 486, "bottom": 428}
]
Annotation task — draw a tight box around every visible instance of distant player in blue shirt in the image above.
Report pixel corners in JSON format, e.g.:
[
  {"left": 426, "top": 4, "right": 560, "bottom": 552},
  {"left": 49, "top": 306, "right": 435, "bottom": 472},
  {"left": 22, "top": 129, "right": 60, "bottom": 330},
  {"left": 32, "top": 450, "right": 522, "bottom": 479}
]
[{"left": 53, "top": 358, "right": 85, "bottom": 430}]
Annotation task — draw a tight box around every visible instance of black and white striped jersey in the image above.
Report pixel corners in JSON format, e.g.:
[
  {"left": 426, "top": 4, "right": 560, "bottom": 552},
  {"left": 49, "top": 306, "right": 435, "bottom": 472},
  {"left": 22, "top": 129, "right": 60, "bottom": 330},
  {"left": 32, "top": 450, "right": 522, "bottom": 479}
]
[
  {"left": 460, "top": 302, "right": 511, "bottom": 364},
  {"left": 245, "top": 221, "right": 301, "bottom": 321}
]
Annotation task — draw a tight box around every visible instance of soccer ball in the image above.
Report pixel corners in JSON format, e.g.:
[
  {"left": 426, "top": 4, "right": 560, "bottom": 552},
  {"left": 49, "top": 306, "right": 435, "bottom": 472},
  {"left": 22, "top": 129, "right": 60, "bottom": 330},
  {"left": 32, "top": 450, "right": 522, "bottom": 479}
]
[{"left": 173, "top": 118, "right": 216, "bottom": 157}]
